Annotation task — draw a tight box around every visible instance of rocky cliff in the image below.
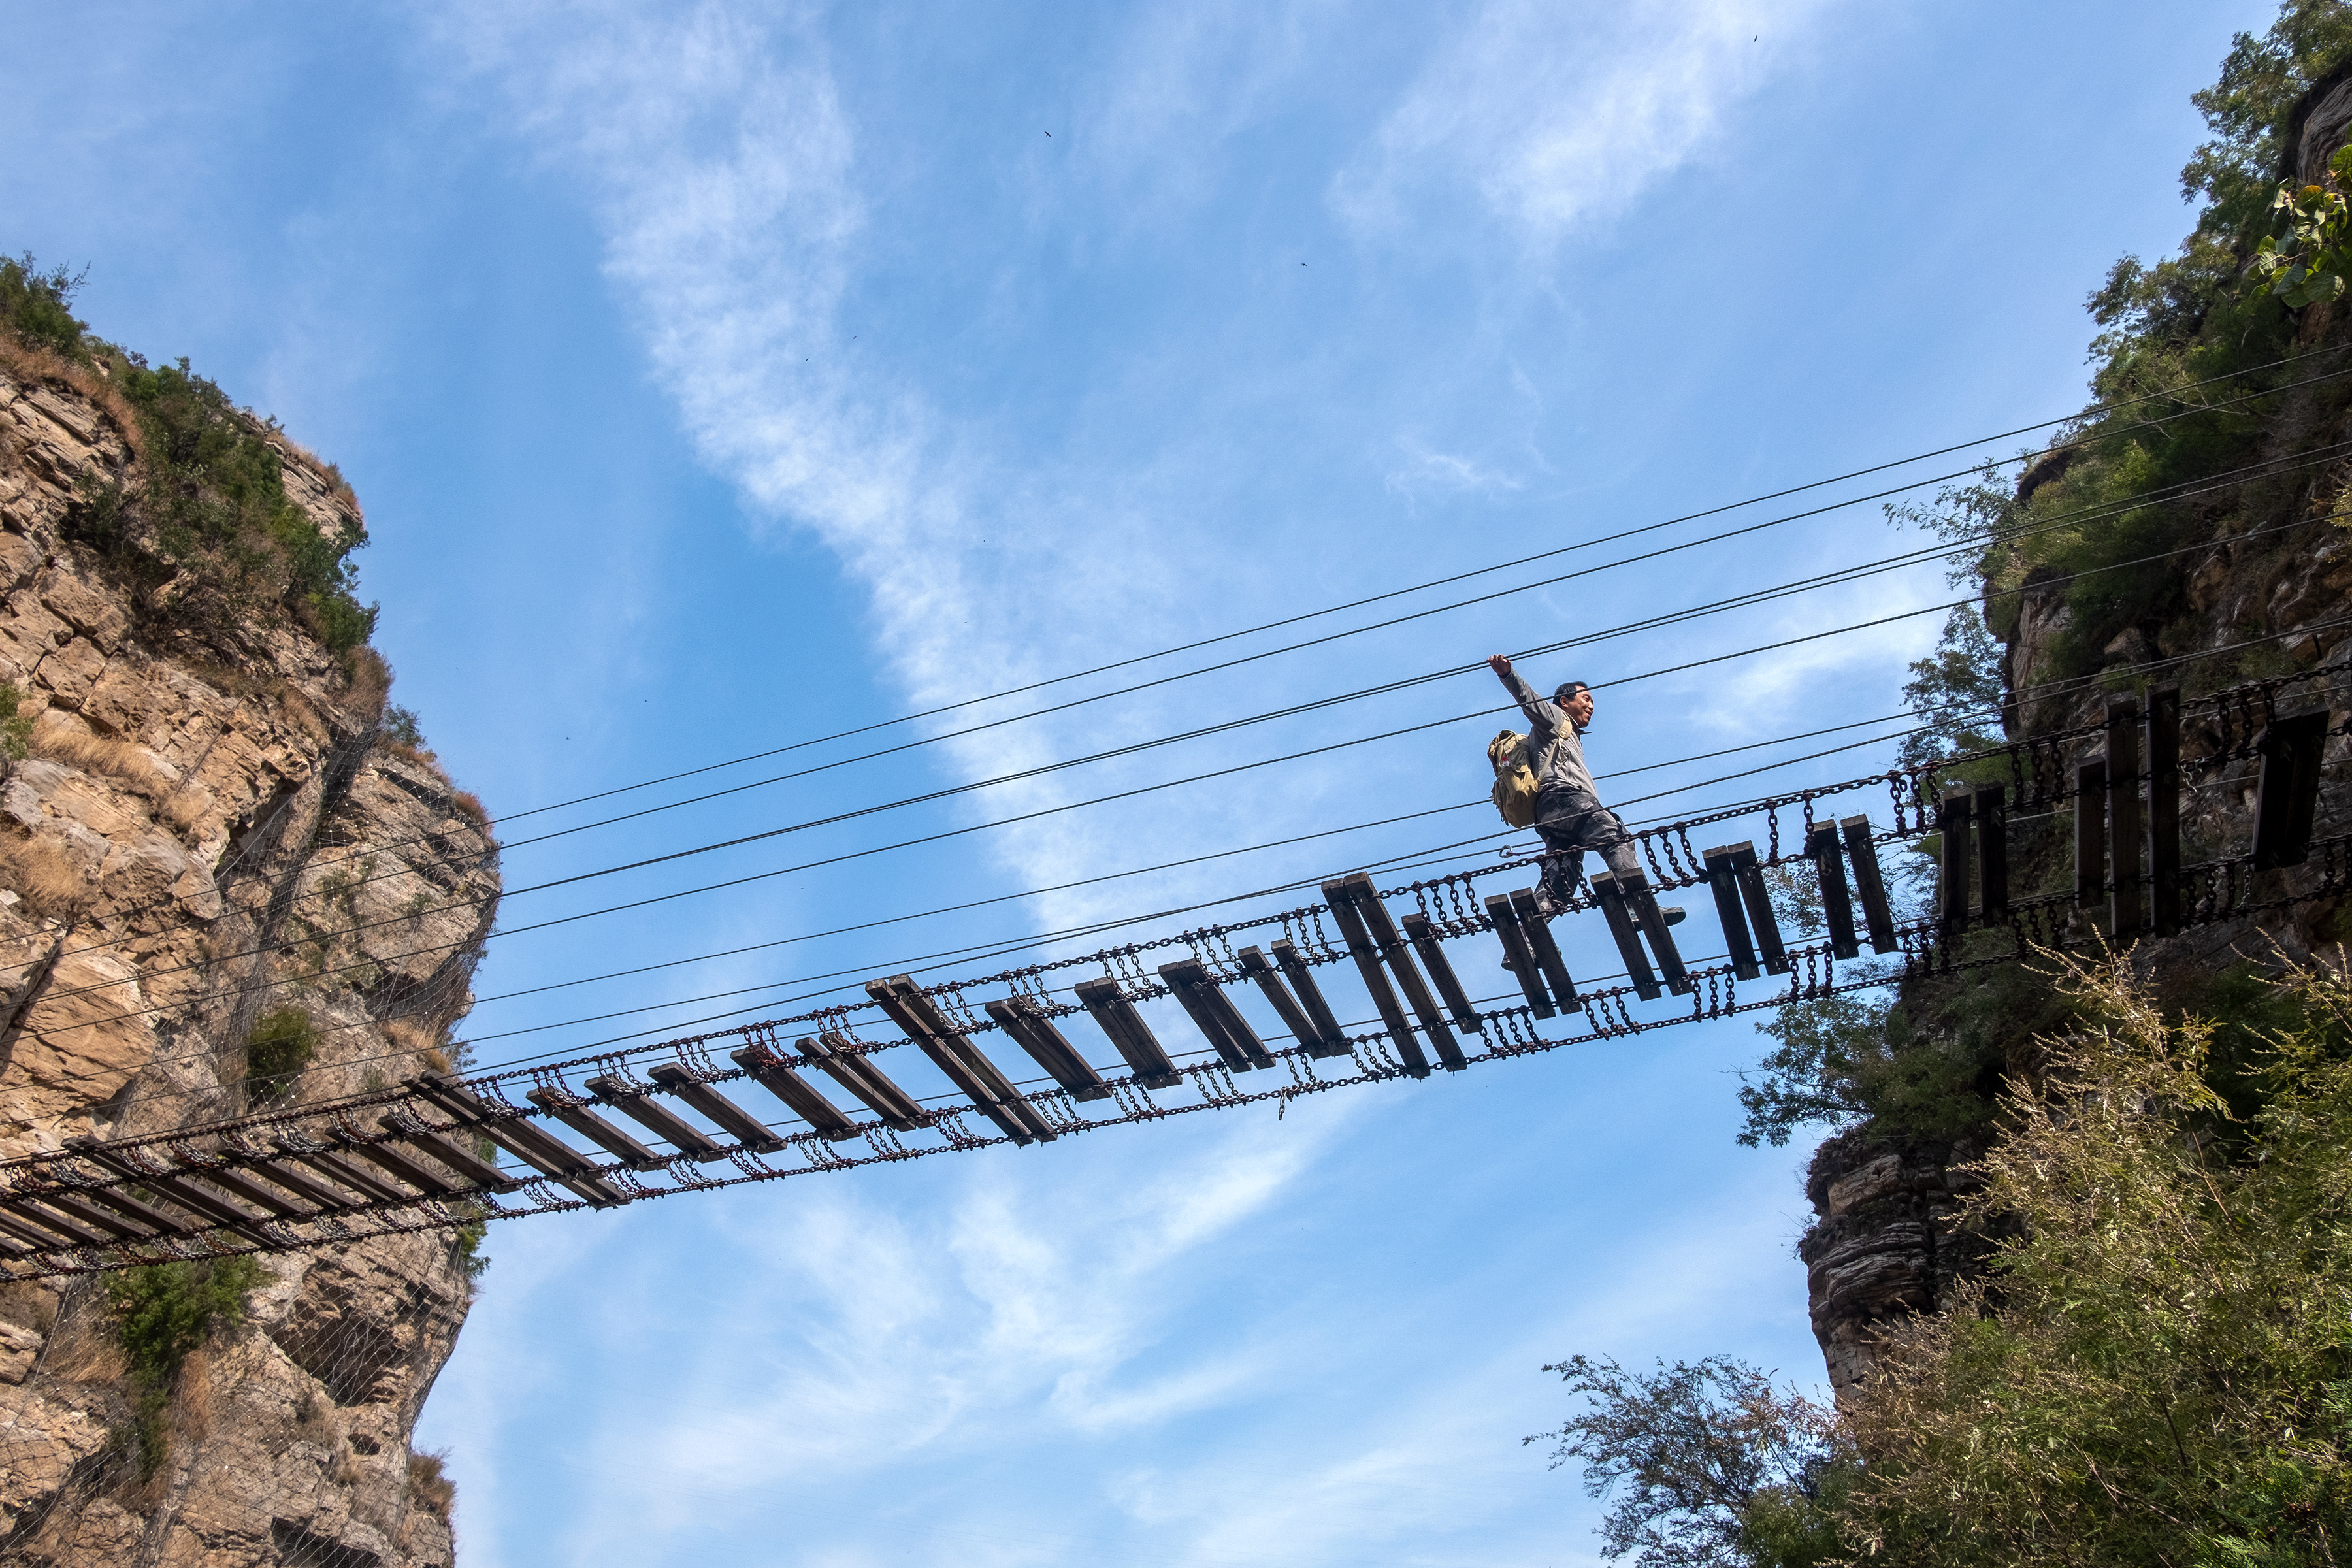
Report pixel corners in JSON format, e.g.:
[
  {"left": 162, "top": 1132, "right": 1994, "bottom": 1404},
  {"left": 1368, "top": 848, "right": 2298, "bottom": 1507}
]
[
  {"left": 0, "top": 345, "right": 498, "bottom": 1565},
  {"left": 1798, "top": 82, "right": 2352, "bottom": 1405}
]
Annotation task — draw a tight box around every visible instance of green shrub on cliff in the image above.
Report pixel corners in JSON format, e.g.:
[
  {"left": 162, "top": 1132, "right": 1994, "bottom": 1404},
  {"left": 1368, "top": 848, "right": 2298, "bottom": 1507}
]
[
  {"left": 105, "top": 1257, "right": 268, "bottom": 1477},
  {"left": 244, "top": 1005, "right": 319, "bottom": 1102},
  {"left": 0, "top": 253, "right": 88, "bottom": 359},
  {"left": 1840, "top": 953, "right": 2352, "bottom": 1564},
  {"left": 1935, "top": 3, "right": 2352, "bottom": 691},
  {"left": 0, "top": 250, "right": 380, "bottom": 657},
  {"left": 101, "top": 352, "right": 379, "bottom": 654},
  {"left": 1571, "top": 955, "right": 2352, "bottom": 1565}
]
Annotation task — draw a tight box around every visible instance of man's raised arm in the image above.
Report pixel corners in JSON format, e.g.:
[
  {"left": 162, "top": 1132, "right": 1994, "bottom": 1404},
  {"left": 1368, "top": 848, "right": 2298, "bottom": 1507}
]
[{"left": 1488, "top": 653, "right": 1552, "bottom": 728}]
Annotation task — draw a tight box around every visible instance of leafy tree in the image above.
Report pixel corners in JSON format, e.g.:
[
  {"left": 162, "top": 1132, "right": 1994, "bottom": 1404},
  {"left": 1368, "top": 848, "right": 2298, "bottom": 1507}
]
[
  {"left": 0, "top": 253, "right": 87, "bottom": 358},
  {"left": 1842, "top": 953, "right": 2352, "bottom": 1565},
  {"left": 1895, "top": 606, "right": 2005, "bottom": 773},
  {"left": 1529, "top": 1354, "right": 1849, "bottom": 1567},
  {"left": 2246, "top": 143, "right": 2352, "bottom": 304},
  {"left": 3, "top": 252, "right": 380, "bottom": 657}
]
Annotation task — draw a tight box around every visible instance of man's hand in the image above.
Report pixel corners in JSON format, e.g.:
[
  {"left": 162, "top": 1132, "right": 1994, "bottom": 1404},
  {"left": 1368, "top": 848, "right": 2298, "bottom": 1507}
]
[{"left": 1488, "top": 653, "right": 1515, "bottom": 687}]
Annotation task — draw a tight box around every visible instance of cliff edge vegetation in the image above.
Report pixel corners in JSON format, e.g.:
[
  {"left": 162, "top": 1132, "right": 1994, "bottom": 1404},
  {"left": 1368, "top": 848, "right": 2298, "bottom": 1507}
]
[
  {"left": 0, "top": 256, "right": 499, "bottom": 1567},
  {"left": 1541, "top": 5, "right": 2352, "bottom": 1563}
]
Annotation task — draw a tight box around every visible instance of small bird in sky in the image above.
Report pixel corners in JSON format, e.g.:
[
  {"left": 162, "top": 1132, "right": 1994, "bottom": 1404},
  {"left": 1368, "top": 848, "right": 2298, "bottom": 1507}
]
[{"left": 1043, "top": 130, "right": 1051, "bottom": 137}]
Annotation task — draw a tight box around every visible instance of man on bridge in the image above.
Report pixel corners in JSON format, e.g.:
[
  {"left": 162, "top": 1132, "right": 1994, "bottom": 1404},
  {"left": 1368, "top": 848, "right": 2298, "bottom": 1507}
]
[{"left": 1487, "top": 654, "right": 1684, "bottom": 928}]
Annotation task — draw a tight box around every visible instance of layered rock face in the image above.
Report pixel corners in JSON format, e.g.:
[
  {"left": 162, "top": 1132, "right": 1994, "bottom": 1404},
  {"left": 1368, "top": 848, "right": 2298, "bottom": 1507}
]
[
  {"left": 1801, "top": 393, "right": 2352, "bottom": 1409},
  {"left": 0, "top": 357, "right": 498, "bottom": 1565}
]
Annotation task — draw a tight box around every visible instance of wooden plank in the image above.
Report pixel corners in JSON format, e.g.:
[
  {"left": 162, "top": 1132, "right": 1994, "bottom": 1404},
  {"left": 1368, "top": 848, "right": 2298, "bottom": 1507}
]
[
  {"left": 235, "top": 1153, "right": 356, "bottom": 1213},
  {"left": 0, "top": 1207, "right": 78, "bottom": 1250},
  {"left": 1615, "top": 868, "right": 1693, "bottom": 994},
  {"left": 181, "top": 1162, "right": 311, "bottom": 1219},
  {"left": 647, "top": 1064, "right": 787, "bottom": 1152},
  {"left": 2107, "top": 698, "right": 2144, "bottom": 935},
  {"left": 382, "top": 1113, "right": 527, "bottom": 1188},
  {"left": 23, "top": 1191, "right": 152, "bottom": 1241},
  {"left": 1200, "top": 979, "right": 1277, "bottom": 1070},
  {"left": 1271, "top": 939, "right": 1352, "bottom": 1055},
  {"left": 525, "top": 1088, "right": 668, "bottom": 1171},
  {"left": 1401, "top": 913, "right": 1480, "bottom": 1031},
  {"left": 1072, "top": 978, "right": 1184, "bottom": 1086},
  {"left": 1938, "top": 787, "right": 1972, "bottom": 935},
  {"left": 940, "top": 1030, "right": 1058, "bottom": 1143},
  {"left": 289, "top": 1143, "right": 411, "bottom": 1204},
  {"left": 985, "top": 998, "right": 1113, "bottom": 1102},
  {"left": 1343, "top": 875, "right": 1465, "bottom": 1069},
  {"left": 1840, "top": 817, "right": 1899, "bottom": 955},
  {"left": 730, "top": 1043, "right": 860, "bottom": 1141},
  {"left": 1237, "top": 945, "right": 1335, "bottom": 1049},
  {"left": 1703, "top": 845, "right": 1760, "bottom": 981},
  {"left": 797, "top": 1033, "right": 934, "bottom": 1132},
  {"left": 2146, "top": 685, "right": 2180, "bottom": 934},
  {"left": 346, "top": 1139, "right": 463, "bottom": 1198},
  {"left": 2253, "top": 709, "right": 2332, "bottom": 869},
  {"left": 1973, "top": 783, "right": 2009, "bottom": 921},
  {"left": 915, "top": 1037, "right": 1036, "bottom": 1144},
  {"left": 73, "top": 1181, "right": 182, "bottom": 1232},
  {"left": 1508, "top": 887, "right": 1582, "bottom": 1013},
  {"left": 1164, "top": 961, "right": 1276, "bottom": 1070},
  {"left": 868, "top": 977, "right": 1051, "bottom": 1141},
  {"left": 1320, "top": 878, "right": 1430, "bottom": 1078},
  {"left": 414, "top": 1073, "right": 615, "bottom": 1184},
  {"left": 587, "top": 1075, "right": 730, "bottom": 1163},
  {"left": 1588, "top": 872, "right": 1662, "bottom": 1000},
  {"left": 455, "top": 1128, "right": 626, "bottom": 1207},
  {"left": 471, "top": 1122, "right": 624, "bottom": 1204},
  {"left": 71, "top": 1139, "right": 274, "bottom": 1233},
  {"left": 1727, "top": 843, "right": 1789, "bottom": 975},
  {"left": 868, "top": 977, "right": 1051, "bottom": 1144},
  {"left": 1806, "top": 822, "right": 1861, "bottom": 961},
  {"left": 1, "top": 1201, "right": 108, "bottom": 1248},
  {"left": 1484, "top": 893, "right": 1556, "bottom": 1017},
  {"left": 1158, "top": 959, "right": 1259, "bottom": 1071},
  {"left": 2075, "top": 759, "right": 2107, "bottom": 911}
]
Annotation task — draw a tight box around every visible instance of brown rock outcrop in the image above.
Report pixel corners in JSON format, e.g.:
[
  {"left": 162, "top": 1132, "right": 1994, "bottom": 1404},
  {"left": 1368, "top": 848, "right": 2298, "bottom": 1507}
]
[
  {"left": 0, "top": 353, "right": 497, "bottom": 1565},
  {"left": 1805, "top": 421, "right": 2352, "bottom": 1407}
]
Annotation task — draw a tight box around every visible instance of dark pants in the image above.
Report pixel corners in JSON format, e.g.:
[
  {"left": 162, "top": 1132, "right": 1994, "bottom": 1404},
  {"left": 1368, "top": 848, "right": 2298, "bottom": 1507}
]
[{"left": 1533, "top": 785, "right": 1642, "bottom": 915}]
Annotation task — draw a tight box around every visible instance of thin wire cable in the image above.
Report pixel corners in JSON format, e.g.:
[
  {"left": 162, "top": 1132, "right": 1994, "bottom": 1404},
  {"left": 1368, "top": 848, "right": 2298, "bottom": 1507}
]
[
  {"left": 50, "top": 705, "right": 1972, "bottom": 1110},
  {"left": 26, "top": 489, "right": 2345, "bottom": 1022},
  {"left": 243, "top": 370, "right": 2352, "bottom": 908},
  {"left": 428, "top": 348, "right": 2352, "bottom": 827},
  {"left": 63, "top": 603, "right": 2334, "bottom": 1110},
  {"left": 89, "top": 353, "right": 2343, "bottom": 946},
  {"left": 61, "top": 426, "right": 2352, "bottom": 970}
]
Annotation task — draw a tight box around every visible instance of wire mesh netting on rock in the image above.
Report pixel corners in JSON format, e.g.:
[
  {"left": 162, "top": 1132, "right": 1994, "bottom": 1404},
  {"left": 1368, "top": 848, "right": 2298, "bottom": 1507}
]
[{"left": 0, "top": 1233, "right": 470, "bottom": 1567}]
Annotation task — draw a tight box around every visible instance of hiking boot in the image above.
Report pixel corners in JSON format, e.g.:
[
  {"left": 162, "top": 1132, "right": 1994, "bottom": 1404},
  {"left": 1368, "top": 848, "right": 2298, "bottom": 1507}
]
[{"left": 1635, "top": 904, "right": 1688, "bottom": 933}]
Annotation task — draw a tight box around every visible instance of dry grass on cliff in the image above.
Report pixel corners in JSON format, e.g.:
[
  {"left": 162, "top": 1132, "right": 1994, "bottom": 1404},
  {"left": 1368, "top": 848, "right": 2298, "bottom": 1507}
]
[
  {"left": 343, "top": 646, "right": 392, "bottom": 717},
  {"left": 0, "top": 830, "right": 93, "bottom": 916},
  {"left": 33, "top": 727, "right": 180, "bottom": 804},
  {"left": 450, "top": 789, "right": 492, "bottom": 838},
  {"left": 0, "top": 334, "right": 149, "bottom": 470},
  {"left": 407, "top": 1448, "right": 456, "bottom": 1520}
]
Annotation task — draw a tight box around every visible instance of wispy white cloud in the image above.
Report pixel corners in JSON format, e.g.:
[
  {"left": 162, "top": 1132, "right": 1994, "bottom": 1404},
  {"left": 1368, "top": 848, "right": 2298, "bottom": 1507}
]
[
  {"left": 1383, "top": 437, "right": 1527, "bottom": 502},
  {"left": 1332, "top": 0, "right": 1835, "bottom": 249}
]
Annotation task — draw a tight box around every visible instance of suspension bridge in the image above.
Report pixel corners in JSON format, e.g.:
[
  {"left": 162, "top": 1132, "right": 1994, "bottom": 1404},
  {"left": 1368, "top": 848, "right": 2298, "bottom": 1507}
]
[{"left": 0, "top": 668, "right": 2338, "bottom": 1282}]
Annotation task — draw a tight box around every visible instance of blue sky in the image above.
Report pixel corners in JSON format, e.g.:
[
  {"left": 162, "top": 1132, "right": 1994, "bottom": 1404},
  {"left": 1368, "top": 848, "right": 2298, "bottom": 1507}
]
[{"left": 4, "top": 2, "right": 2279, "bottom": 1563}]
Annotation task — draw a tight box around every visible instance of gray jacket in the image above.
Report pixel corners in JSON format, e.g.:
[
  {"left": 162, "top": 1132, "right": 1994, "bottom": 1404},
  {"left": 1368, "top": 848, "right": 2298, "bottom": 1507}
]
[{"left": 1506, "top": 671, "right": 1601, "bottom": 797}]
